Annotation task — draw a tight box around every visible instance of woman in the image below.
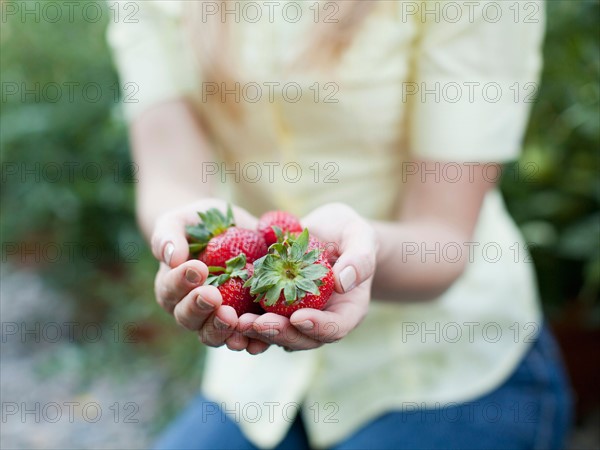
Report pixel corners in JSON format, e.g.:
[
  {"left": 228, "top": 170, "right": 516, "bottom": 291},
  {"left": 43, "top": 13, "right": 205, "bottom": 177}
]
[{"left": 108, "top": 1, "right": 572, "bottom": 448}]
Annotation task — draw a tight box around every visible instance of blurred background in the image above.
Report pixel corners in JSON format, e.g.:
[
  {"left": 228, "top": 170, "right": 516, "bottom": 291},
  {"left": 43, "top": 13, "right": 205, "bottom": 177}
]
[{"left": 1, "top": 0, "right": 598, "bottom": 448}]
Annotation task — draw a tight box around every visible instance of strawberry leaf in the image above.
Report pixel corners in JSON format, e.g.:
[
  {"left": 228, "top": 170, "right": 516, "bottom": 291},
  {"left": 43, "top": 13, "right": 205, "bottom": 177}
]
[
  {"left": 189, "top": 243, "right": 207, "bottom": 253},
  {"left": 294, "top": 229, "right": 310, "bottom": 254},
  {"left": 207, "top": 273, "right": 230, "bottom": 286},
  {"left": 300, "top": 264, "right": 329, "bottom": 281},
  {"left": 284, "top": 282, "right": 297, "bottom": 303},
  {"left": 226, "top": 204, "right": 234, "bottom": 225},
  {"left": 295, "top": 277, "right": 319, "bottom": 295},
  {"left": 290, "top": 241, "right": 304, "bottom": 260},
  {"left": 302, "top": 249, "right": 319, "bottom": 265},
  {"left": 272, "top": 226, "right": 284, "bottom": 241},
  {"left": 264, "top": 283, "right": 283, "bottom": 306},
  {"left": 225, "top": 254, "right": 246, "bottom": 271}
]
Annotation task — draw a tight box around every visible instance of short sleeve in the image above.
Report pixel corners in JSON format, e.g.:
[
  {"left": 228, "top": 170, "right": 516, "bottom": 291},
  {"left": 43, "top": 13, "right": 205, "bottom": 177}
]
[
  {"left": 409, "top": 0, "right": 546, "bottom": 162},
  {"left": 106, "top": 0, "right": 197, "bottom": 121}
]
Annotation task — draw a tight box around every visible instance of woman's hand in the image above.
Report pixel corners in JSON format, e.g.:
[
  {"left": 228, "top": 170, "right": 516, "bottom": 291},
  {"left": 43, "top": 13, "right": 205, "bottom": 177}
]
[
  {"left": 151, "top": 199, "right": 266, "bottom": 351},
  {"left": 238, "top": 203, "right": 377, "bottom": 352}
]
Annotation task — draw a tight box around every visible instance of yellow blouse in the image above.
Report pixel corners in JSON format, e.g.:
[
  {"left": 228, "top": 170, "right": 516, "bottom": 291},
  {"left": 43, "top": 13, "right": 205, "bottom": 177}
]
[{"left": 108, "top": 1, "right": 545, "bottom": 447}]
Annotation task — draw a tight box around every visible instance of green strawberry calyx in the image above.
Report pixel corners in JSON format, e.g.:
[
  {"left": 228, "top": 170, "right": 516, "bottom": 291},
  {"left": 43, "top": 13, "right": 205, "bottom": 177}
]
[
  {"left": 244, "top": 229, "right": 328, "bottom": 307},
  {"left": 205, "top": 253, "right": 249, "bottom": 287},
  {"left": 186, "top": 204, "right": 235, "bottom": 255}
]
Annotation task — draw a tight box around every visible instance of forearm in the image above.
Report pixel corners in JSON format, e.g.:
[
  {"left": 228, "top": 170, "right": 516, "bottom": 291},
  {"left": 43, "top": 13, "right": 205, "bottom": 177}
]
[
  {"left": 129, "top": 100, "right": 216, "bottom": 239},
  {"left": 370, "top": 159, "right": 495, "bottom": 301},
  {"left": 372, "top": 220, "right": 470, "bottom": 301}
]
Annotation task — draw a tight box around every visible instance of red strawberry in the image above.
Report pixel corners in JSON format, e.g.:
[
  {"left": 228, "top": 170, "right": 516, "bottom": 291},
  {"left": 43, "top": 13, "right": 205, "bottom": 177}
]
[
  {"left": 206, "top": 254, "right": 262, "bottom": 316},
  {"left": 201, "top": 227, "right": 266, "bottom": 267},
  {"left": 187, "top": 206, "right": 267, "bottom": 267},
  {"left": 245, "top": 229, "right": 335, "bottom": 318},
  {"left": 257, "top": 210, "right": 303, "bottom": 246}
]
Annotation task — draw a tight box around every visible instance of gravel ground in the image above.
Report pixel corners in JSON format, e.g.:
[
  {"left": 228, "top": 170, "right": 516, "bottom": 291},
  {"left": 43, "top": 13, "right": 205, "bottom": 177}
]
[{"left": 1, "top": 266, "right": 162, "bottom": 449}]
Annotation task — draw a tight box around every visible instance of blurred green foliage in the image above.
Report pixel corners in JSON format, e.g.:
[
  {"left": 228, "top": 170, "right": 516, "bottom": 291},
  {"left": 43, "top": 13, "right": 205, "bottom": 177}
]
[
  {"left": 0, "top": 0, "right": 598, "bottom": 395},
  {"left": 0, "top": 2, "right": 205, "bottom": 428},
  {"left": 501, "top": 0, "right": 599, "bottom": 318}
]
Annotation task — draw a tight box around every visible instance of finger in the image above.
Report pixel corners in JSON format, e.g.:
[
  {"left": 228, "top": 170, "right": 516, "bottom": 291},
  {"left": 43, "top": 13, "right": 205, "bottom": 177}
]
[
  {"left": 246, "top": 339, "right": 270, "bottom": 355},
  {"left": 289, "top": 289, "right": 369, "bottom": 343},
  {"left": 237, "top": 313, "right": 262, "bottom": 335},
  {"left": 252, "top": 314, "right": 322, "bottom": 350},
  {"left": 173, "top": 285, "right": 222, "bottom": 331},
  {"left": 151, "top": 211, "right": 193, "bottom": 268},
  {"left": 199, "top": 305, "right": 238, "bottom": 347},
  {"left": 155, "top": 260, "right": 209, "bottom": 313},
  {"left": 332, "top": 223, "right": 377, "bottom": 294},
  {"left": 225, "top": 331, "right": 249, "bottom": 352}
]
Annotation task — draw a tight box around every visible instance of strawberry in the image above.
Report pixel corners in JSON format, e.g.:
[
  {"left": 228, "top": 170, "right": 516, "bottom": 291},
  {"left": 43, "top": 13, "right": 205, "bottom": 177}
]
[
  {"left": 186, "top": 206, "right": 267, "bottom": 267},
  {"left": 206, "top": 254, "right": 262, "bottom": 316},
  {"left": 257, "top": 210, "right": 303, "bottom": 246},
  {"left": 245, "top": 229, "right": 335, "bottom": 318}
]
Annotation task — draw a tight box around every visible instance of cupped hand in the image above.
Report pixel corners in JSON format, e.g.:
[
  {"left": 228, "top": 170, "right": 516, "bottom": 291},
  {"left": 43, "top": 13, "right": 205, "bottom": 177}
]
[
  {"left": 151, "top": 199, "right": 266, "bottom": 351},
  {"left": 239, "top": 203, "right": 378, "bottom": 352}
]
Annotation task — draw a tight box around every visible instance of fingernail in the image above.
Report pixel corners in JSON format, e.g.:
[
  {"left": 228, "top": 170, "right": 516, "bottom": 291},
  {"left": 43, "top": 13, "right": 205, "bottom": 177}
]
[
  {"left": 295, "top": 320, "right": 314, "bottom": 332},
  {"left": 258, "top": 328, "right": 279, "bottom": 337},
  {"left": 196, "top": 295, "right": 213, "bottom": 310},
  {"left": 186, "top": 269, "right": 200, "bottom": 285},
  {"left": 339, "top": 266, "right": 357, "bottom": 292},
  {"left": 163, "top": 242, "right": 175, "bottom": 265},
  {"left": 214, "top": 317, "right": 231, "bottom": 330}
]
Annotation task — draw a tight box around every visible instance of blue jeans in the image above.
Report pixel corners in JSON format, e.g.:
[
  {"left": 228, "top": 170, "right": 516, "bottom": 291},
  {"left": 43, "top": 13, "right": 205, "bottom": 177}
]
[{"left": 154, "top": 325, "right": 573, "bottom": 449}]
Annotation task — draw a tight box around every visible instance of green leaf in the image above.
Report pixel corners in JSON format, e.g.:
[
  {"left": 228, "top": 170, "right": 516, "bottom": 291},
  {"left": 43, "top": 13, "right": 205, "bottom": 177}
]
[
  {"left": 272, "top": 226, "right": 283, "bottom": 241},
  {"left": 293, "top": 228, "right": 310, "bottom": 255},
  {"left": 261, "top": 255, "right": 281, "bottom": 272},
  {"left": 252, "top": 254, "right": 268, "bottom": 272},
  {"left": 284, "top": 282, "right": 297, "bottom": 303},
  {"left": 295, "top": 277, "right": 319, "bottom": 295},
  {"left": 300, "top": 264, "right": 328, "bottom": 280},
  {"left": 290, "top": 241, "right": 303, "bottom": 260},
  {"left": 206, "top": 273, "right": 230, "bottom": 287},
  {"left": 230, "top": 268, "right": 249, "bottom": 281},
  {"left": 302, "top": 249, "right": 319, "bottom": 265},
  {"left": 189, "top": 243, "right": 207, "bottom": 253},
  {"left": 226, "top": 204, "right": 235, "bottom": 225},
  {"left": 225, "top": 254, "right": 246, "bottom": 272},
  {"left": 217, "top": 274, "right": 230, "bottom": 285},
  {"left": 264, "top": 284, "right": 283, "bottom": 306},
  {"left": 251, "top": 275, "right": 278, "bottom": 293},
  {"left": 186, "top": 224, "right": 212, "bottom": 242},
  {"left": 269, "top": 242, "right": 286, "bottom": 258},
  {"left": 206, "top": 275, "right": 220, "bottom": 286}
]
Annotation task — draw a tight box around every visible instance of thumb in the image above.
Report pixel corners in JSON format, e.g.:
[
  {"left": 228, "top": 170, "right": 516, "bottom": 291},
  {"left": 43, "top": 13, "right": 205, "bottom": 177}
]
[
  {"left": 331, "top": 224, "right": 377, "bottom": 294},
  {"left": 151, "top": 213, "right": 191, "bottom": 268}
]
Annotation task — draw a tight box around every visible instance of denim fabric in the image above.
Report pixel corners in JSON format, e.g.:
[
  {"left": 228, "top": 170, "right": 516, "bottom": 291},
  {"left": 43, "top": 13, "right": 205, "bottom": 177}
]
[{"left": 153, "top": 325, "right": 573, "bottom": 450}]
